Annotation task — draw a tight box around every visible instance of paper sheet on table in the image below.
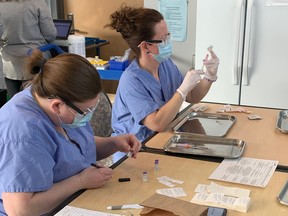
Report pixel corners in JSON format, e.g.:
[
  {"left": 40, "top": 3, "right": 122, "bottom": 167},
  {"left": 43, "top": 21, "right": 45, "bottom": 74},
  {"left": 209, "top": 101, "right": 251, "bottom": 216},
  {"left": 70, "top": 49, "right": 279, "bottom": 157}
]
[
  {"left": 195, "top": 182, "right": 250, "bottom": 198},
  {"left": 191, "top": 192, "right": 251, "bottom": 213},
  {"left": 208, "top": 157, "right": 278, "bottom": 187},
  {"left": 156, "top": 187, "right": 187, "bottom": 197},
  {"left": 55, "top": 206, "right": 121, "bottom": 216},
  {"left": 192, "top": 182, "right": 251, "bottom": 213}
]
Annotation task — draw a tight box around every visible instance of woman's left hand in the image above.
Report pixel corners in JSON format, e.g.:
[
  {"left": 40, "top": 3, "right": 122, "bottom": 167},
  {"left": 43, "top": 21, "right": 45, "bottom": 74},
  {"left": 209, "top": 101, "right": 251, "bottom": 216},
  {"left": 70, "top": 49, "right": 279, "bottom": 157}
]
[{"left": 203, "top": 48, "right": 219, "bottom": 81}]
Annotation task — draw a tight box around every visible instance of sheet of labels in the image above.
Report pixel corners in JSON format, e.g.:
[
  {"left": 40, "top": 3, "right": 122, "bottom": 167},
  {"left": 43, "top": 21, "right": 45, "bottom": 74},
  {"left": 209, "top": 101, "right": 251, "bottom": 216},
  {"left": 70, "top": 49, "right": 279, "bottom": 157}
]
[
  {"left": 191, "top": 182, "right": 251, "bottom": 213},
  {"left": 55, "top": 206, "right": 121, "bottom": 216}
]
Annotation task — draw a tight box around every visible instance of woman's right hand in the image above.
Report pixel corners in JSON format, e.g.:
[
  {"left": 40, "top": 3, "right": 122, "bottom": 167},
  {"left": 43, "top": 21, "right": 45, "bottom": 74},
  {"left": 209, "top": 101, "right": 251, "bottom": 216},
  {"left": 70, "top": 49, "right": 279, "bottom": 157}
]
[
  {"left": 177, "top": 69, "right": 205, "bottom": 100},
  {"left": 78, "top": 166, "right": 113, "bottom": 189}
]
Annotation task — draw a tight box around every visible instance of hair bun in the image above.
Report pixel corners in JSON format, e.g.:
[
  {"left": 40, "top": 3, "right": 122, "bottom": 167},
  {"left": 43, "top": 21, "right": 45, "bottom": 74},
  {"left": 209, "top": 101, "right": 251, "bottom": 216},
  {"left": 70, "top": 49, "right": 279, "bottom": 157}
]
[
  {"left": 31, "top": 58, "right": 47, "bottom": 75},
  {"left": 31, "top": 66, "right": 41, "bottom": 75}
]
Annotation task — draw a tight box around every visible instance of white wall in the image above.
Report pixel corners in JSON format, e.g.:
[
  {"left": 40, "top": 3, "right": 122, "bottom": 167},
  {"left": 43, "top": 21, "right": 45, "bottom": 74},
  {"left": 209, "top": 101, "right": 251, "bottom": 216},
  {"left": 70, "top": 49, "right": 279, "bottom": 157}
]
[
  {"left": 144, "top": 0, "right": 197, "bottom": 75},
  {"left": 45, "top": 0, "right": 58, "bottom": 19}
]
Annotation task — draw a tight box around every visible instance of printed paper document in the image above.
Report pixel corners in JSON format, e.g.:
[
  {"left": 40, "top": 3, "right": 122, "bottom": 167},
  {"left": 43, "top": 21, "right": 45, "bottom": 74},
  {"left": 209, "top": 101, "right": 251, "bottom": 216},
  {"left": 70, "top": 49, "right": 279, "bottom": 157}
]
[
  {"left": 208, "top": 157, "right": 278, "bottom": 187},
  {"left": 54, "top": 206, "right": 121, "bottom": 216}
]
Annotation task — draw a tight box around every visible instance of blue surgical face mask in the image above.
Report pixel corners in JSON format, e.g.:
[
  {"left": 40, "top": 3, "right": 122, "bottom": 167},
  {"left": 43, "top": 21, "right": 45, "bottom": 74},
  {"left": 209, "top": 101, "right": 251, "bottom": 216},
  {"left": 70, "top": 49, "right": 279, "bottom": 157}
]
[
  {"left": 151, "top": 40, "right": 173, "bottom": 63},
  {"left": 57, "top": 105, "right": 96, "bottom": 129}
]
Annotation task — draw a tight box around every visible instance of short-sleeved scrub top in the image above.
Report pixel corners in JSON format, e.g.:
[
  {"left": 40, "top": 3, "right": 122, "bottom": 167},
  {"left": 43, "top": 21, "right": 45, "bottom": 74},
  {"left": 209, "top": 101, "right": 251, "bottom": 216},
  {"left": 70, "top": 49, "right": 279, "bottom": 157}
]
[
  {"left": 111, "top": 58, "right": 184, "bottom": 142},
  {"left": 0, "top": 87, "right": 96, "bottom": 215}
]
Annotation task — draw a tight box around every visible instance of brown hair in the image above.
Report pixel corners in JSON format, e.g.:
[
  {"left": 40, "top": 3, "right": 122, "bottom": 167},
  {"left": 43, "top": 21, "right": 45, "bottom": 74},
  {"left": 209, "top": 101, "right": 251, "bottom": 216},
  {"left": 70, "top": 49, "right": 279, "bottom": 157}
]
[
  {"left": 27, "top": 49, "right": 102, "bottom": 103},
  {"left": 105, "top": 4, "right": 164, "bottom": 57}
]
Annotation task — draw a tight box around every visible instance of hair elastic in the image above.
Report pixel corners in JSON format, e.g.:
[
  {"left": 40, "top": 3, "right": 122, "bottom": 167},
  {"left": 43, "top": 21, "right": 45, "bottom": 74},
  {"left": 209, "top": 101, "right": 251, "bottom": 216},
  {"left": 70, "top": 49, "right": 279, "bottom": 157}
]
[
  {"left": 32, "top": 58, "right": 47, "bottom": 74},
  {"left": 39, "top": 58, "right": 47, "bottom": 72}
]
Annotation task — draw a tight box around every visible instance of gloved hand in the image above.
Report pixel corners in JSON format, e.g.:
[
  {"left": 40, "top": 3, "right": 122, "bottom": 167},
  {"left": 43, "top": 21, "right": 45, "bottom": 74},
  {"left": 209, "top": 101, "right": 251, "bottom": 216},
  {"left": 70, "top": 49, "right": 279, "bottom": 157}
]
[
  {"left": 177, "top": 69, "right": 205, "bottom": 100},
  {"left": 203, "top": 48, "right": 219, "bottom": 82}
]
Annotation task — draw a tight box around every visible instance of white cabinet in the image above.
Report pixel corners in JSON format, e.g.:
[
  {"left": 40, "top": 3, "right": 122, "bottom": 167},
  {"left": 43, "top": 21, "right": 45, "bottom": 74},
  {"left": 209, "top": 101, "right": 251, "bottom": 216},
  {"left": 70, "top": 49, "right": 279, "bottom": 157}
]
[{"left": 195, "top": 0, "right": 288, "bottom": 109}]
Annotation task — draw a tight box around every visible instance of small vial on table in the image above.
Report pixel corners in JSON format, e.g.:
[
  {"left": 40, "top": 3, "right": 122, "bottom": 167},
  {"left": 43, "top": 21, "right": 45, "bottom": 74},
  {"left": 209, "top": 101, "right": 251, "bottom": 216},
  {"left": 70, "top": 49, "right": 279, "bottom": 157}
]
[
  {"left": 143, "top": 171, "right": 148, "bottom": 182},
  {"left": 154, "top": 159, "right": 159, "bottom": 171}
]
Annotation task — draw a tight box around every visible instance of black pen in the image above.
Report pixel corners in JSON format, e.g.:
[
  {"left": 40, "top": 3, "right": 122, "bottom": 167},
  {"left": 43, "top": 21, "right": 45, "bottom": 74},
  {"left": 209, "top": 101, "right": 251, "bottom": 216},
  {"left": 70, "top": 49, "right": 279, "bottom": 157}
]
[{"left": 91, "top": 163, "right": 101, "bottom": 168}]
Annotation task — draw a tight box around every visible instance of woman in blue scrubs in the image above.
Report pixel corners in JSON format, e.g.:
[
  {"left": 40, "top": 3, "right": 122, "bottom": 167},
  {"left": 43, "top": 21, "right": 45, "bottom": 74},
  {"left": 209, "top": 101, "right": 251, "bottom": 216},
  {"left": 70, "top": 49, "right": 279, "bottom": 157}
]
[
  {"left": 0, "top": 50, "right": 141, "bottom": 215},
  {"left": 106, "top": 5, "right": 219, "bottom": 142}
]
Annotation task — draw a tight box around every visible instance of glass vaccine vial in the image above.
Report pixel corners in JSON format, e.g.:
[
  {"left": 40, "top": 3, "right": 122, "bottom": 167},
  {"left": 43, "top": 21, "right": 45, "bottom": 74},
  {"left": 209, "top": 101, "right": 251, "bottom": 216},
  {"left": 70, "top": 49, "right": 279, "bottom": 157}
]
[
  {"left": 154, "top": 159, "right": 159, "bottom": 171},
  {"left": 142, "top": 171, "right": 148, "bottom": 182}
]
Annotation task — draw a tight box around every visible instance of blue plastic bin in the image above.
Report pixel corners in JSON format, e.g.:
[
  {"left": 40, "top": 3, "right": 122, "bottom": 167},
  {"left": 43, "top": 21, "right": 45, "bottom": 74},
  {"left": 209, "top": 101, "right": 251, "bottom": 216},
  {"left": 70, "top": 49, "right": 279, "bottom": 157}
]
[
  {"left": 85, "top": 37, "right": 100, "bottom": 46},
  {"left": 108, "top": 59, "right": 130, "bottom": 70},
  {"left": 85, "top": 37, "right": 109, "bottom": 57}
]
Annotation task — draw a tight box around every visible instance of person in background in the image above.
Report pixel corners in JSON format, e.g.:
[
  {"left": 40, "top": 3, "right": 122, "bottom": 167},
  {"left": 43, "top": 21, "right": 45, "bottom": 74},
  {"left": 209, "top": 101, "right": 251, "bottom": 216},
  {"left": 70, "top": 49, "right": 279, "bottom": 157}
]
[
  {"left": 0, "top": 17, "right": 3, "bottom": 37},
  {"left": 0, "top": 0, "right": 56, "bottom": 98},
  {"left": 0, "top": 50, "right": 141, "bottom": 215},
  {"left": 0, "top": 16, "right": 4, "bottom": 44},
  {"left": 106, "top": 5, "right": 219, "bottom": 142},
  {"left": 0, "top": 16, "right": 5, "bottom": 90}
]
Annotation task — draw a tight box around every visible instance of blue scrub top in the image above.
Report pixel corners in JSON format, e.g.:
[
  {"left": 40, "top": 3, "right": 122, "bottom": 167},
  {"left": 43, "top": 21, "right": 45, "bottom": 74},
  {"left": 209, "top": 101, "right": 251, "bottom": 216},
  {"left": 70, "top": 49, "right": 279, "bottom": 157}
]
[
  {"left": 111, "top": 58, "right": 183, "bottom": 142},
  {"left": 0, "top": 87, "right": 96, "bottom": 215}
]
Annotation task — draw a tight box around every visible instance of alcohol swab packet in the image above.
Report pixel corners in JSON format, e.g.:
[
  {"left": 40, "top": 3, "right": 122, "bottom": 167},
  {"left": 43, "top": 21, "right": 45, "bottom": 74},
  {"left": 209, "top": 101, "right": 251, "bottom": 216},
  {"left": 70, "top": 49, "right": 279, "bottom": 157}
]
[{"left": 248, "top": 114, "right": 262, "bottom": 120}]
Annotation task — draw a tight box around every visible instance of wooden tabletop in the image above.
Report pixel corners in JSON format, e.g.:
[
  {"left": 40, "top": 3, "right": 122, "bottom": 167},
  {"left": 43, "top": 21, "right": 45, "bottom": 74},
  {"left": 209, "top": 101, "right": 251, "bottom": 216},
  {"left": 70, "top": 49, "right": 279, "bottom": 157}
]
[
  {"left": 144, "top": 103, "right": 288, "bottom": 167},
  {"left": 66, "top": 152, "right": 288, "bottom": 216}
]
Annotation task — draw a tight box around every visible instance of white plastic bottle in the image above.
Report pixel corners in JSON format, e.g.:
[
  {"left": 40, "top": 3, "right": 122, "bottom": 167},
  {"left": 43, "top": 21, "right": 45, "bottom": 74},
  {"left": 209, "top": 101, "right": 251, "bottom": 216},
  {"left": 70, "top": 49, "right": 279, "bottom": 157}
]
[{"left": 68, "top": 35, "right": 86, "bottom": 58}]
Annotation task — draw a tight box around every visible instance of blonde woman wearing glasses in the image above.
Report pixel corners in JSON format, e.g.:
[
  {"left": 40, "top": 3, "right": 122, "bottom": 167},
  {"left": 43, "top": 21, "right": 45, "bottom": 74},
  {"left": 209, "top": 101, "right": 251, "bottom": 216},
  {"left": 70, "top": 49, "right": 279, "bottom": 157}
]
[
  {"left": 106, "top": 5, "right": 219, "bottom": 142},
  {"left": 0, "top": 50, "right": 141, "bottom": 215}
]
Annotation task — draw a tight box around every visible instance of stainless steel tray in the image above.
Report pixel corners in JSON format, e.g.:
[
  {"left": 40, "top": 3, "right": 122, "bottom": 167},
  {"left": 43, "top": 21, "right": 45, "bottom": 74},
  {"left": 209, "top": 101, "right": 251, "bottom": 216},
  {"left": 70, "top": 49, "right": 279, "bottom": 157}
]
[
  {"left": 173, "top": 112, "right": 236, "bottom": 137},
  {"left": 164, "top": 133, "right": 246, "bottom": 159},
  {"left": 278, "top": 180, "right": 288, "bottom": 205},
  {"left": 276, "top": 110, "right": 288, "bottom": 133}
]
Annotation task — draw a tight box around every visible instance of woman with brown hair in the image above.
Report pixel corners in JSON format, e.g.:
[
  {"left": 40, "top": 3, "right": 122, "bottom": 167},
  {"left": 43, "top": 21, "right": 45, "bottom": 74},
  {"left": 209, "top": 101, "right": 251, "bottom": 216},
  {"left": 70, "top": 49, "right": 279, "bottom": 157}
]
[
  {"left": 0, "top": 50, "right": 141, "bottom": 215},
  {"left": 107, "top": 5, "right": 219, "bottom": 142}
]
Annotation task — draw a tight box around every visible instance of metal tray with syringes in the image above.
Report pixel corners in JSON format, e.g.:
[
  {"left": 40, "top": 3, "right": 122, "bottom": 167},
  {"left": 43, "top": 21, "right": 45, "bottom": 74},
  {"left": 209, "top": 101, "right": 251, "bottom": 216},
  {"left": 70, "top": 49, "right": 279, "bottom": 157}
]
[{"left": 164, "top": 133, "right": 246, "bottom": 159}]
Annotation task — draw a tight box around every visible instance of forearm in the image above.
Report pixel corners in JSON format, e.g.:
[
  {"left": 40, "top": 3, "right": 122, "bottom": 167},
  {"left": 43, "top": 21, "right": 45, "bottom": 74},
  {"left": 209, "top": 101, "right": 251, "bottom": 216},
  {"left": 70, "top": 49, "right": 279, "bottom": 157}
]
[
  {"left": 186, "top": 79, "right": 212, "bottom": 103},
  {"left": 143, "top": 92, "right": 183, "bottom": 132},
  {"left": 3, "top": 175, "right": 82, "bottom": 216},
  {"left": 95, "top": 136, "right": 119, "bottom": 160}
]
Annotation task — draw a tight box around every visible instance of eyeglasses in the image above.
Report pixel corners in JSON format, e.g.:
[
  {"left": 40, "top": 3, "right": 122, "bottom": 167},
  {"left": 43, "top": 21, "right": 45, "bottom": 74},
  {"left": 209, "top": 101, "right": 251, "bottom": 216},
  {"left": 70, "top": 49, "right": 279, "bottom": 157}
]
[
  {"left": 64, "top": 99, "right": 99, "bottom": 117},
  {"left": 145, "top": 33, "right": 171, "bottom": 46},
  {"left": 49, "top": 96, "right": 99, "bottom": 117}
]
